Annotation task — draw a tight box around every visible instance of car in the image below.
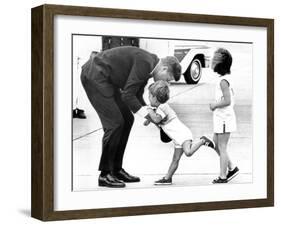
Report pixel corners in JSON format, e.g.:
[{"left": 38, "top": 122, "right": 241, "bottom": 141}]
[{"left": 174, "top": 45, "right": 212, "bottom": 84}]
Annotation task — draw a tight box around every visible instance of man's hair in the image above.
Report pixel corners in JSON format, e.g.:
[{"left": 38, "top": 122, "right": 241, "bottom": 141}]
[
  {"left": 148, "top": 80, "right": 170, "bottom": 104},
  {"left": 161, "top": 56, "right": 182, "bottom": 81},
  {"left": 213, "top": 48, "right": 232, "bottom": 76}
]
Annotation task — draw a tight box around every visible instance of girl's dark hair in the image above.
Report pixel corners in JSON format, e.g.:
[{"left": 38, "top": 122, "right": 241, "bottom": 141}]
[{"left": 214, "top": 48, "right": 232, "bottom": 75}]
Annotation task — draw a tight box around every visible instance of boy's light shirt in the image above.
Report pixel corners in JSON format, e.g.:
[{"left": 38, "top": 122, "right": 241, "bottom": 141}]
[
  {"left": 155, "top": 103, "right": 177, "bottom": 125},
  {"left": 136, "top": 106, "right": 150, "bottom": 118},
  {"left": 136, "top": 104, "right": 157, "bottom": 118}
]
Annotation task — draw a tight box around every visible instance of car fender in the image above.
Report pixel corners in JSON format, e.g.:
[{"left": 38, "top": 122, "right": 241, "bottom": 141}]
[{"left": 180, "top": 48, "right": 211, "bottom": 73}]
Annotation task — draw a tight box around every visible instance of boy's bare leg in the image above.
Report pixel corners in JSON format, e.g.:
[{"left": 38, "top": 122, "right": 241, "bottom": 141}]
[
  {"left": 217, "top": 133, "right": 232, "bottom": 179},
  {"left": 182, "top": 139, "right": 204, "bottom": 157},
  {"left": 165, "top": 148, "right": 184, "bottom": 179},
  {"left": 213, "top": 134, "right": 235, "bottom": 170}
]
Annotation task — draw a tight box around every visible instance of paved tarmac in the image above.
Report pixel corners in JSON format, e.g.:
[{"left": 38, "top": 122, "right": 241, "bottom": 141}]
[{"left": 72, "top": 42, "right": 253, "bottom": 191}]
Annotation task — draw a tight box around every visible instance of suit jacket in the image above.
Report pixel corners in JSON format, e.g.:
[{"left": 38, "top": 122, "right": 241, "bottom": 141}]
[{"left": 82, "top": 46, "right": 159, "bottom": 113}]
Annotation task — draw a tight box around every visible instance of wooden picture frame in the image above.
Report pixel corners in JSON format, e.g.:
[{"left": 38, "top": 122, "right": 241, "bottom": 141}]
[{"left": 31, "top": 4, "right": 274, "bottom": 221}]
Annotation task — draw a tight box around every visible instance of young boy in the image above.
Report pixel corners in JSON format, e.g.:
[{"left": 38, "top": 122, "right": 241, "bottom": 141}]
[
  {"left": 144, "top": 80, "right": 215, "bottom": 185},
  {"left": 209, "top": 48, "right": 239, "bottom": 183}
]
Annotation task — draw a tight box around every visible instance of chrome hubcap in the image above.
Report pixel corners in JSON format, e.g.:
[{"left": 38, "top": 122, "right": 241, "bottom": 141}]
[{"left": 190, "top": 60, "right": 201, "bottom": 80}]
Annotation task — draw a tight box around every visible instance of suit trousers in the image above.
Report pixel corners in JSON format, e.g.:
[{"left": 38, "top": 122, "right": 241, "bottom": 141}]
[{"left": 80, "top": 68, "right": 134, "bottom": 173}]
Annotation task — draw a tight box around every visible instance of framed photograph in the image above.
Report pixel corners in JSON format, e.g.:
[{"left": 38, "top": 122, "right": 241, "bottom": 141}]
[{"left": 31, "top": 4, "right": 274, "bottom": 221}]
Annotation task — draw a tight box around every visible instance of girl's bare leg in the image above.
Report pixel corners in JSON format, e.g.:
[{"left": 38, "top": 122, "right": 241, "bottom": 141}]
[
  {"left": 213, "top": 133, "right": 235, "bottom": 170},
  {"left": 217, "top": 133, "right": 232, "bottom": 179}
]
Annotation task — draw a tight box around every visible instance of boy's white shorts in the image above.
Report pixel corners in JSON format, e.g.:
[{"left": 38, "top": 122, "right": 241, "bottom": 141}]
[
  {"left": 162, "top": 118, "right": 193, "bottom": 148},
  {"left": 213, "top": 114, "right": 237, "bottom": 133}
]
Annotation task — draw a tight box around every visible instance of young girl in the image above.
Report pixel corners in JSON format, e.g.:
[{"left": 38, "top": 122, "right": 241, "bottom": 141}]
[
  {"left": 144, "top": 81, "right": 215, "bottom": 185},
  {"left": 209, "top": 48, "right": 239, "bottom": 183}
]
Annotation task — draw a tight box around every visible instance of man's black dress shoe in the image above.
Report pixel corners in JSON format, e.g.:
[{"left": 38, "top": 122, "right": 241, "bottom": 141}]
[
  {"left": 98, "top": 173, "right": 125, "bottom": 188},
  {"left": 114, "top": 169, "right": 140, "bottom": 183}
]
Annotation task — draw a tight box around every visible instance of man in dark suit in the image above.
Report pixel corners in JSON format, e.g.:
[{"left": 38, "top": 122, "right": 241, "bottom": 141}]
[{"left": 81, "top": 46, "right": 181, "bottom": 188}]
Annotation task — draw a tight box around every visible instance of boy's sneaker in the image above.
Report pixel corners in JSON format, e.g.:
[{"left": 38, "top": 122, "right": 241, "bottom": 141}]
[
  {"left": 154, "top": 177, "right": 172, "bottom": 185},
  {"left": 212, "top": 177, "right": 228, "bottom": 184},
  {"left": 226, "top": 167, "right": 239, "bottom": 181},
  {"left": 200, "top": 136, "right": 215, "bottom": 149}
]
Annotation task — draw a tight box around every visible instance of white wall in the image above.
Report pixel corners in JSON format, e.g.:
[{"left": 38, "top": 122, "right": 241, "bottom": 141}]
[
  {"left": 72, "top": 35, "right": 102, "bottom": 108},
  {"left": 0, "top": 0, "right": 279, "bottom": 225}
]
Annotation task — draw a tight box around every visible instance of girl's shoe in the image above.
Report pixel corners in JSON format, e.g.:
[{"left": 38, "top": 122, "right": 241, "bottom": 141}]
[
  {"left": 212, "top": 177, "right": 228, "bottom": 184},
  {"left": 226, "top": 167, "right": 239, "bottom": 181}
]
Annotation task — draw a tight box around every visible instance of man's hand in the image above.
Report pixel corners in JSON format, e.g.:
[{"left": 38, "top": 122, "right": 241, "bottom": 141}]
[
  {"left": 147, "top": 107, "right": 155, "bottom": 114},
  {"left": 159, "top": 115, "right": 169, "bottom": 125},
  {"left": 144, "top": 112, "right": 168, "bottom": 127},
  {"left": 144, "top": 114, "right": 160, "bottom": 127},
  {"left": 143, "top": 119, "right": 151, "bottom": 126}
]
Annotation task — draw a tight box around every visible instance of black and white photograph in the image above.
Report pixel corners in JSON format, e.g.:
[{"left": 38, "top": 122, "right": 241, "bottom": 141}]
[
  {"left": 72, "top": 35, "right": 253, "bottom": 191},
  {"left": 0, "top": 0, "right": 278, "bottom": 224},
  {"left": 42, "top": 8, "right": 272, "bottom": 217}
]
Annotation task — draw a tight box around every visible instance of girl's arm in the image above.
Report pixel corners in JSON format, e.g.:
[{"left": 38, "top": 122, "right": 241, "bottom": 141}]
[
  {"left": 210, "top": 79, "right": 231, "bottom": 111},
  {"left": 147, "top": 108, "right": 163, "bottom": 124}
]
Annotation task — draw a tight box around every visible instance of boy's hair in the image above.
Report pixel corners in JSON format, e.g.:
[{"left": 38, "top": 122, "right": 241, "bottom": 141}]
[
  {"left": 213, "top": 48, "right": 232, "bottom": 76},
  {"left": 148, "top": 81, "right": 170, "bottom": 104},
  {"left": 161, "top": 56, "right": 182, "bottom": 81}
]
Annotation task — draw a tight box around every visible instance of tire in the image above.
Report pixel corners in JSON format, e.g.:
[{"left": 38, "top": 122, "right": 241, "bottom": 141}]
[{"left": 183, "top": 58, "right": 202, "bottom": 84}]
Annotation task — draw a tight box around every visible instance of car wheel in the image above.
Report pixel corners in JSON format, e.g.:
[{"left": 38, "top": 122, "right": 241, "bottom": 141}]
[{"left": 183, "top": 58, "right": 202, "bottom": 84}]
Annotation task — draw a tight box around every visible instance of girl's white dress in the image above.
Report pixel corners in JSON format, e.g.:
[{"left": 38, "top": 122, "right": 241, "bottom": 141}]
[{"left": 213, "top": 75, "right": 237, "bottom": 133}]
